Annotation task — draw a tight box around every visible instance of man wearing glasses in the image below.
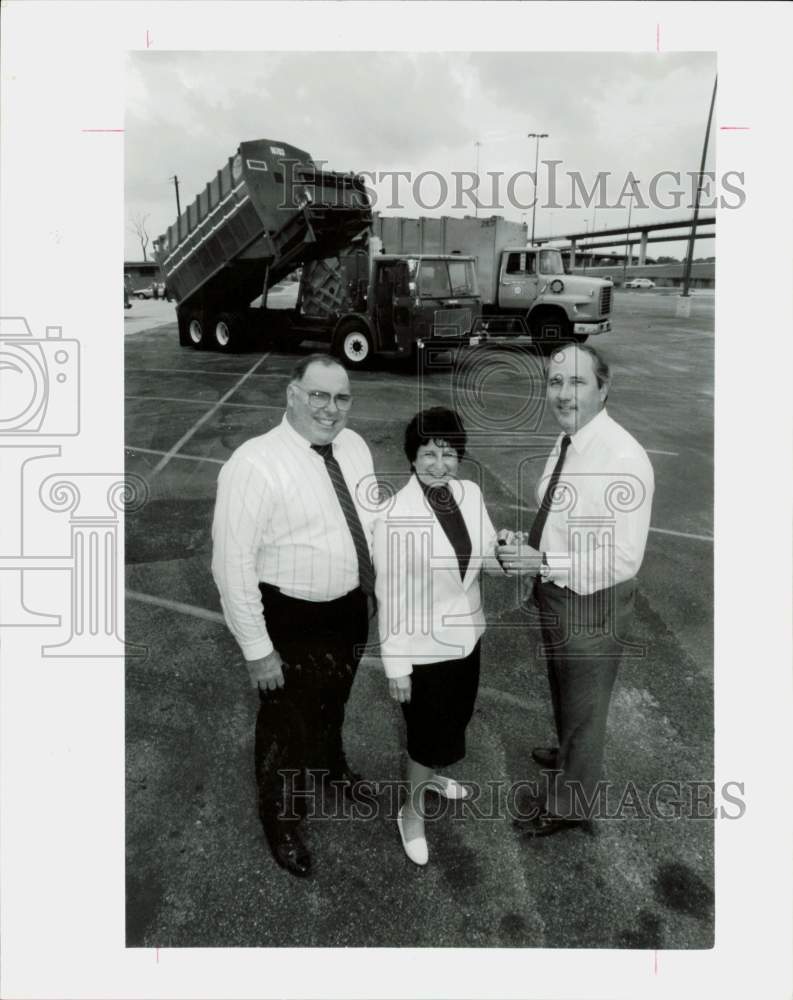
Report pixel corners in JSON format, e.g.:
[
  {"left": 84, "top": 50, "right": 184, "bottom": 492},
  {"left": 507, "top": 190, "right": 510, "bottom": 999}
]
[{"left": 212, "top": 354, "right": 376, "bottom": 877}]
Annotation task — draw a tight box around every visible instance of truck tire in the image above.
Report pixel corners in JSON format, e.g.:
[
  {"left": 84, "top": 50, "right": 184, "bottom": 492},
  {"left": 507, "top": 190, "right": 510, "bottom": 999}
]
[
  {"left": 529, "top": 309, "right": 572, "bottom": 355},
  {"left": 333, "top": 322, "right": 373, "bottom": 368},
  {"left": 213, "top": 312, "right": 245, "bottom": 353},
  {"left": 180, "top": 311, "right": 208, "bottom": 350}
]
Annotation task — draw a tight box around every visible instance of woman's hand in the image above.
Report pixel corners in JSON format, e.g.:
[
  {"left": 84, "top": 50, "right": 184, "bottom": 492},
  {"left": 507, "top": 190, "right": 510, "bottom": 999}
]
[{"left": 388, "top": 675, "right": 412, "bottom": 703}]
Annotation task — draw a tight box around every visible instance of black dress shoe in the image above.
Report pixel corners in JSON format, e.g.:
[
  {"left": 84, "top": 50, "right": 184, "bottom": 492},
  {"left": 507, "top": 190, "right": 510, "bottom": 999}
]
[
  {"left": 514, "top": 812, "right": 583, "bottom": 838},
  {"left": 531, "top": 746, "right": 560, "bottom": 768},
  {"left": 267, "top": 828, "right": 312, "bottom": 877}
]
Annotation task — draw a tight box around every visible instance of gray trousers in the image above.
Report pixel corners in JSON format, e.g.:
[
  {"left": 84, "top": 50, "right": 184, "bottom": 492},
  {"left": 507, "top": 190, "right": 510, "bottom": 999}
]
[{"left": 532, "top": 577, "right": 637, "bottom": 820}]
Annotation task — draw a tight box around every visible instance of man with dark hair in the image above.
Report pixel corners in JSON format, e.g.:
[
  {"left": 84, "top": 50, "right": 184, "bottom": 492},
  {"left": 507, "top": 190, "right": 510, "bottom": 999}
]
[
  {"left": 212, "top": 354, "right": 376, "bottom": 876},
  {"left": 499, "top": 343, "right": 654, "bottom": 837}
]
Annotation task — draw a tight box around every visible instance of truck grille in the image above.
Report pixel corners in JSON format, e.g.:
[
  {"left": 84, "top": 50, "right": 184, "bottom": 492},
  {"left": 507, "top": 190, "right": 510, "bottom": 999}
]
[
  {"left": 433, "top": 308, "right": 472, "bottom": 338},
  {"left": 600, "top": 286, "right": 612, "bottom": 315}
]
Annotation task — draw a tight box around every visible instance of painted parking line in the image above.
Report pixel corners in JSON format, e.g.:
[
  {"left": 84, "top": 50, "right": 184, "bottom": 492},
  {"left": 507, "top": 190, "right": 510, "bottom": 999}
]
[
  {"left": 148, "top": 353, "right": 270, "bottom": 477},
  {"left": 127, "top": 366, "right": 297, "bottom": 379},
  {"left": 127, "top": 394, "right": 679, "bottom": 457},
  {"left": 504, "top": 508, "right": 712, "bottom": 543},
  {"left": 124, "top": 395, "right": 388, "bottom": 422},
  {"left": 125, "top": 365, "right": 693, "bottom": 408},
  {"left": 646, "top": 525, "right": 713, "bottom": 543},
  {"left": 126, "top": 445, "right": 225, "bottom": 466},
  {"left": 127, "top": 589, "right": 226, "bottom": 624}
]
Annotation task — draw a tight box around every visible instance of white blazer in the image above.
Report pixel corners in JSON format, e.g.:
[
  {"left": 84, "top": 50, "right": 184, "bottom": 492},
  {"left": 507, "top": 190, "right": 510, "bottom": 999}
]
[{"left": 373, "top": 475, "right": 500, "bottom": 679}]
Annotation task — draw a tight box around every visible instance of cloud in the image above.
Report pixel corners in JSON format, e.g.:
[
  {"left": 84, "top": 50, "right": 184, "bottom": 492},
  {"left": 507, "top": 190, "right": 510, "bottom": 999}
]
[{"left": 124, "top": 50, "right": 718, "bottom": 259}]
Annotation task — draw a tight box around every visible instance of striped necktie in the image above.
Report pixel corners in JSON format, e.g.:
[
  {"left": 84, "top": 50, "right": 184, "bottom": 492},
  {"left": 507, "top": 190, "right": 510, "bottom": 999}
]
[
  {"left": 527, "top": 435, "right": 572, "bottom": 550},
  {"left": 311, "top": 443, "right": 375, "bottom": 597}
]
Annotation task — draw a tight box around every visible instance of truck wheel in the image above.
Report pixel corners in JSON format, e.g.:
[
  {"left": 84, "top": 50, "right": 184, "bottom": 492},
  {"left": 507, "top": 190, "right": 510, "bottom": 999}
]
[
  {"left": 334, "top": 323, "right": 373, "bottom": 368},
  {"left": 213, "top": 312, "right": 245, "bottom": 353},
  {"left": 529, "top": 310, "right": 572, "bottom": 355},
  {"left": 185, "top": 312, "right": 207, "bottom": 349}
]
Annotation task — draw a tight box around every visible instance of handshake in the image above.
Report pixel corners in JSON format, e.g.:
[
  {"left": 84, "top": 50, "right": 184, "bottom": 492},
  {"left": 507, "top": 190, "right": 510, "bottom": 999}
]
[{"left": 494, "top": 530, "right": 544, "bottom": 577}]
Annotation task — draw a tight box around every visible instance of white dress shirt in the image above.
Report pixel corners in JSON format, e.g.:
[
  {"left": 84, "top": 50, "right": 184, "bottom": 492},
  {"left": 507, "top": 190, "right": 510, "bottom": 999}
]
[
  {"left": 536, "top": 408, "right": 654, "bottom": 595},
  {"left": 211, "top": 416, "right": 377, "bottom": 661}
]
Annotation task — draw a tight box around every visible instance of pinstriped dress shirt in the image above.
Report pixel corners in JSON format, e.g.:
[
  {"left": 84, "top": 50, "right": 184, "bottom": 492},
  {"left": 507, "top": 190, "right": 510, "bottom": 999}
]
[{"left": 211, "top": 416, "right": 377, "bottom": 662}]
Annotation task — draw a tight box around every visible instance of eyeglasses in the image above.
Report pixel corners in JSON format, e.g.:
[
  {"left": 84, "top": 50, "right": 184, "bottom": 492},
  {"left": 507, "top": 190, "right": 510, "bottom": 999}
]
[{"left": 292, "top": 384, "right": 353, "bottom": 411}]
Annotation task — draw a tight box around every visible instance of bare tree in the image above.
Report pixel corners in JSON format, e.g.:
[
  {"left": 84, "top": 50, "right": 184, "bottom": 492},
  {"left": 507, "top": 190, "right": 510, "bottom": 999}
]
[{"left": 128, "top": 211, "right": 151, "bottom": 261}]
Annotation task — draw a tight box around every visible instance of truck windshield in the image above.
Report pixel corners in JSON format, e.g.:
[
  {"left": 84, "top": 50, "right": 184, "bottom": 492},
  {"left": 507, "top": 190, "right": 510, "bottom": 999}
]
[
  {"left": 538, "top": 250, "right": 564, "bottom": 276},
  {"left": 448, "top": 259, "right": 477, "bottom": 296},
  {"left": 418, "top": 260, "right": 477, "bottom": 297}
]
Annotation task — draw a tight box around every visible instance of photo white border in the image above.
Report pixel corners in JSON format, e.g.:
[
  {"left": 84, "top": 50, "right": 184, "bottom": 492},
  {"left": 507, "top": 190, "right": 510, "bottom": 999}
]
[{"left": 1, "top": 2, "right": 792, "bottom": 998}]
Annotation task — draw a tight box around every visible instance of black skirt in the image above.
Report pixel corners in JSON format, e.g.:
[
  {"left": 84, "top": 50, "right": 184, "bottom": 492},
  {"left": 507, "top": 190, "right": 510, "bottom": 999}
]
[{"left": 400, "top": 641, "right": 481, "bottom": 768}]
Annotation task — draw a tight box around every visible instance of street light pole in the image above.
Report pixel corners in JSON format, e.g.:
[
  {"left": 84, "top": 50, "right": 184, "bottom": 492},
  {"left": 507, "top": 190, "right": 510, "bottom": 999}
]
[
  {"left": 527, "top": 132, "right": 548, "bottom": 246},
  {"left": 681, "top": 75, "right": 717, "bottom": 298}
]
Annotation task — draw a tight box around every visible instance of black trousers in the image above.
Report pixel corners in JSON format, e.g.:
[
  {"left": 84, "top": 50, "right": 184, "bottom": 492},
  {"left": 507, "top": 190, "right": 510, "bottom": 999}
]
[
  {"left": 254, "top": 584, "right": 369, "bottom": 835},
  {"left": 532, "top": 577, "right": 637, "bottom": 820}
]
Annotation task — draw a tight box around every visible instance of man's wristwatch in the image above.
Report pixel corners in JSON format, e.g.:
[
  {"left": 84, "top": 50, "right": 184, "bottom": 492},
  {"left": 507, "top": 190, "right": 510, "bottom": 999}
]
[{"left": 539, "top": 552, "right": 551, "bottom": 582}]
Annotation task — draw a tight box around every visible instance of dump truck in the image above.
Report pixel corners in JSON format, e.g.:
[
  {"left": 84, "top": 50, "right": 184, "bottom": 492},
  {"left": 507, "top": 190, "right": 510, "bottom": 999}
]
[
  {"left": 153, "top": 140, "right": 482, "bottom": 364},
  {"left": 153, "top": 138, "right": 371, "bottom": 353},
  {"left": 373, "top": 215, "right": 612, "bottom": 347}
]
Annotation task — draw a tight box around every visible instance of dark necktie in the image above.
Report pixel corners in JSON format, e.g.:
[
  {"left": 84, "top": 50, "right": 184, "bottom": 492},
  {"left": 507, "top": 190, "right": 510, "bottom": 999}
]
[
  {"left": 311, "top": 443, "right": 375, "bottom": 596},
  {"left": 421, "top": 481, "right": 472, "bottom": 581},
  {"left": 527, "top": 435, "right": 572, "bottom": 550}
]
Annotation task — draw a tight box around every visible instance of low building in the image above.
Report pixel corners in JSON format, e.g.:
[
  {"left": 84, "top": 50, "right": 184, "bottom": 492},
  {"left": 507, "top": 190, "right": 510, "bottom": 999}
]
[{"left": 124, "top": 260, "right": 161, "bottom": 293}]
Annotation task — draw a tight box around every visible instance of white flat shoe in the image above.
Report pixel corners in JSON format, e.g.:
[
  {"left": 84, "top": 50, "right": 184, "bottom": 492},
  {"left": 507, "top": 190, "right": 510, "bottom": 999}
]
[
  {"left": 397, "top": 806, "right": 428, "bottom": 866},
  {"left": 426, "top": 774, "right": 469, "bottom": 800}
]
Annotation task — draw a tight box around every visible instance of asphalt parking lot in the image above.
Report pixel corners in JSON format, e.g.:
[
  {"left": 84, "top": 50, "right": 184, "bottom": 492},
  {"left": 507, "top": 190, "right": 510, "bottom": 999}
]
[{"left": 125, "top": 289, "right": 714, "bottom": 949}]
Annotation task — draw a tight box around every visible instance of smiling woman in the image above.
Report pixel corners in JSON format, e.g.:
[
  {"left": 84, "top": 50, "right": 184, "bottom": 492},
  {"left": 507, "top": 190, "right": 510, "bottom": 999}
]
[{"left": 372, "top": 405, "right": 507, "bottom": 867}]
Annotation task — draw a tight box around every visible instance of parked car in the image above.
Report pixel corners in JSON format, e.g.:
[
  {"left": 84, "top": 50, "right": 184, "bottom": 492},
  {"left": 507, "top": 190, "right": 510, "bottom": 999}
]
[
  {"left": 624, "top": 277, "right": 656, "bottom": 289},
  {"left": 134, "top": 287, "right": 154, "bottom": 299}
]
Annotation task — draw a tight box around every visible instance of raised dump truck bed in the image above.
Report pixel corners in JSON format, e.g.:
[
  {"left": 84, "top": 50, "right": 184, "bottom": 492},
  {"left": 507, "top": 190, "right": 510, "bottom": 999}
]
[{"left": 153, "top": 138, "right": 371, "bottom": 350}]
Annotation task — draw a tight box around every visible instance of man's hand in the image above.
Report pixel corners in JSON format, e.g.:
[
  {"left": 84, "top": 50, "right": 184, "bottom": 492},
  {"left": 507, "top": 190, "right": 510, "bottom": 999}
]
[
  {"left": 247, "top": 650, "right": 285, "bottom": 692},
  {"left": 388, "top": 674, "right": 412, "bottom": 703},
  {"left": 497, "top": 542, "right": 543, "bottom": 576}
]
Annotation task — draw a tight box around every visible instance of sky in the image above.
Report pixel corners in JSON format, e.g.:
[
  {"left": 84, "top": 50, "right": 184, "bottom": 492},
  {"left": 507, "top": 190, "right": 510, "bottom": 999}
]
[{"left": 125, "top": 51, "right": 718, "bottom": 262}]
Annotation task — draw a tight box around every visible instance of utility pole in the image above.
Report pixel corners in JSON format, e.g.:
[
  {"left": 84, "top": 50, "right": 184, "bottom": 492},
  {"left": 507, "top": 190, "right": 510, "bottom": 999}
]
[
  {"left": 474, "top": 141, "right": 482, "bottom": 219},
  {"left": 622, "top": 186, "right": 640, "bottom": 284},
  {"left": 170, "top": 175, "right": 182, "bottom": 218},
  {"left": 527, "top": 132, "right": 548, "bottom": 246},
  {"left": 681, "top": 75, "right": 717, "bottom": 299}
]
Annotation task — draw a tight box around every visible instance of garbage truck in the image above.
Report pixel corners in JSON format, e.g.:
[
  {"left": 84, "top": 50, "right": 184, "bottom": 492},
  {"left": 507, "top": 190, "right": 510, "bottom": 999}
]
[
  {"left": 153, "top": 138, "right": 371, "bottom": 353},
  {"left": 373, "top": 214, "right": 612, "bottom": 347},
  {"left": 153, "top": 140, "right": 482, "bottom": 364}
]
